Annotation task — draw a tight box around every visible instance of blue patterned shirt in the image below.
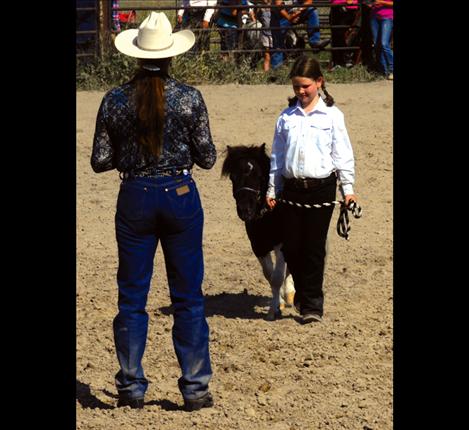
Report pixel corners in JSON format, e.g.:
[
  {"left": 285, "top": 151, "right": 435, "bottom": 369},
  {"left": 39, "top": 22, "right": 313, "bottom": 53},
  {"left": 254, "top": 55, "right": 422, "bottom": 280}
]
[{"left": 91, "top": 77, "right": 217, "bottom": 176}]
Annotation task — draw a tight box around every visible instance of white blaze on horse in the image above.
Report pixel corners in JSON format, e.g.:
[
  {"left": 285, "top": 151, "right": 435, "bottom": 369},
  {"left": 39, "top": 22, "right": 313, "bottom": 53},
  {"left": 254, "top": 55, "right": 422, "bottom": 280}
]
[{"left": 222, "top": 144, "right": 295, "bottom": 320}]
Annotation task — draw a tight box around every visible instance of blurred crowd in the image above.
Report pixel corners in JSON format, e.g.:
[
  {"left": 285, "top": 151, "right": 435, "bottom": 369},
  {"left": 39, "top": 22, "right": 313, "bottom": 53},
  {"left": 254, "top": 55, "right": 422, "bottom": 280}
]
[{"left": 110, "top": 0, "right": 393, "bottom": 79}]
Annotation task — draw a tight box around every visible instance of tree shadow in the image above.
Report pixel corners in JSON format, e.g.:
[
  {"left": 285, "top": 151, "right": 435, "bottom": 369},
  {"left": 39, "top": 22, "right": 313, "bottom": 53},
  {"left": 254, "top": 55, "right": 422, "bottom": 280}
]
[
  {"left": 76, "top": 380, "right": 114, "bottom": 409},
  {"left": 158, "top": 291, "right": 272, "bottom": 320}
]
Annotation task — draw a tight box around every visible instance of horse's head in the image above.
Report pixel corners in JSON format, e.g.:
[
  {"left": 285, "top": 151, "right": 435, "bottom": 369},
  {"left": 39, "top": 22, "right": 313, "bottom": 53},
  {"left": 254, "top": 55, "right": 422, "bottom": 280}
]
[{"left": 221, "top": 144, "right": 270, "bottom": 222}]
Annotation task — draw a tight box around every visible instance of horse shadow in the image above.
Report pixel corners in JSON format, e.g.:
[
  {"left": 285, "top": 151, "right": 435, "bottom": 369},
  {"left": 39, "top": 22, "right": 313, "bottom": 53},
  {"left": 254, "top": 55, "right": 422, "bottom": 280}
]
[{"left": 159, "top": 291, "right": 281, "bottom": 320}]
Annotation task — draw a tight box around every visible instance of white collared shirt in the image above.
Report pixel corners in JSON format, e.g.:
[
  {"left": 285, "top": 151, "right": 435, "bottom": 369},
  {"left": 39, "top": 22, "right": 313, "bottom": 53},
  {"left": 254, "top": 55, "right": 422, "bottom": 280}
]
[
  {"left": 267, "top": 97, "right": 355, "bottom": 198},
  {"left": 177, "top": 0, "right": 218, "bottom": 23}
]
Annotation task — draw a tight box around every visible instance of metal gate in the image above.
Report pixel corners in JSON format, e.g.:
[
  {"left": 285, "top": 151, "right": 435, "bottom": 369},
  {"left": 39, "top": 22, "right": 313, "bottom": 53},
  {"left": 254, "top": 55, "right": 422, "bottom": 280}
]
[{"left": 76, "top": 0, "right": 99, "bottom": 59}]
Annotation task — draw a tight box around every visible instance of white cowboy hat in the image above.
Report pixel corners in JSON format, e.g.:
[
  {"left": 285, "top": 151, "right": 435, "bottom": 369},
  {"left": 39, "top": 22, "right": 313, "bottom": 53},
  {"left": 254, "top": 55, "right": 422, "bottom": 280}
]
[{"left": 114, "top": 11, "right": 195, "bottom": 59}]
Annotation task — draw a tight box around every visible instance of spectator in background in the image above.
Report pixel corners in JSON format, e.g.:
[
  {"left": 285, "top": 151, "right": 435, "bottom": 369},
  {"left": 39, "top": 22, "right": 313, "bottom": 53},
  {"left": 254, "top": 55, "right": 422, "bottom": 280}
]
[
  {"left": 370, "top": 0, "right": 393, "bottom": 80},
  {"left": 112, "top": 0, "right": 121, "bottom": 34},
  {"left": 328, "top": 0, "right": 360, "bottom": 71},
  {"left": 271, "top": 0, "right": 331, "bottom": 69},
  {"left": 358, "top": 0, "right": 375, "bottom": 71},
  {"left": 258, "top": 0, "right": 273, "bottom": 71},
  {"left": 216, "top": 0, "right": 251, "bottom": 61},
  {"left": 239, "top": 1, "right": 265, "bottom": 69},
  {"left": 77, "top": 0, "right": 98, "bottom": 53},
  {"left": 177, "top": 0, "right": 217, "bottom": 52}
]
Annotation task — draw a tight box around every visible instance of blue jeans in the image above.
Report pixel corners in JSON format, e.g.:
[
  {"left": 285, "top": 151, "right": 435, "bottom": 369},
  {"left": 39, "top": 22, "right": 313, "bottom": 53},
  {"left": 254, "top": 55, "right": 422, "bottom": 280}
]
[
  {"left": 217, "top": 15, "right": 239, "bottom": 51},
  {"left": 113, "top": 174, "right": 212, "bottom": 401},
  {"left": 271, "top": 7, "right": 321, "bottom": 69},
  {"left": 370, "top": 17, "right": 393, "bottom": 75}
]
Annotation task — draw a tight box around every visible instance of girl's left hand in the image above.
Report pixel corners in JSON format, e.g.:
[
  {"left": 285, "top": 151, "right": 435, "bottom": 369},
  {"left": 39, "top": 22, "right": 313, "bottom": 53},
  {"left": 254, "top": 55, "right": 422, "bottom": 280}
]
[
  {"left": 344, "top": 194, "right": 357, "bottom": 207},
  {"left": 266, "top": 197, "right": 277, "bottom": 209}
]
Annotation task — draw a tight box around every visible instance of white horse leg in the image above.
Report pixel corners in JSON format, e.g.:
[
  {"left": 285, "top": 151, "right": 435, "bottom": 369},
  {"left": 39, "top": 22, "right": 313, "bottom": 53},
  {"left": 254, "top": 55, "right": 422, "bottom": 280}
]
[
  {"left": 258, "top": 251, "right": 281, "bottom": 320},
  {"left": 271, "top": 245, "right": 295, "bottom": 307},
  {"left": 257, "top": 252, "right": 273, "bottom": 282},
  {"left": 283, "top": 269, "right": 295, "bottom": 306},
  {"left": 268, "top": 245, "right": 288, "bottom": 317}
]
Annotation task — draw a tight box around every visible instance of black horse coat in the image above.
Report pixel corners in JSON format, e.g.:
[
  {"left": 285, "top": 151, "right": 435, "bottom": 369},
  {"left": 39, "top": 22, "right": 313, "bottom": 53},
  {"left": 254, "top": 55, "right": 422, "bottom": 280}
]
[
  {"left": 244, "top": 208, "right": 283, "bottom": 258},
  {"left": 222, "top": 144, "right": 285, "bottom": 259}
]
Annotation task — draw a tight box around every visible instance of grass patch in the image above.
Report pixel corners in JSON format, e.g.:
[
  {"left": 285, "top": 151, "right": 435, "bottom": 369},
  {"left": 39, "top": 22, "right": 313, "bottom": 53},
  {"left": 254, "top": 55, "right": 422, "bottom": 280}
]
[
  {"left": 77, "top": 49, "right": 382, "bottom": 91},
  {"left": 77, "top": 2, "right": 382, "bottom": 90}
]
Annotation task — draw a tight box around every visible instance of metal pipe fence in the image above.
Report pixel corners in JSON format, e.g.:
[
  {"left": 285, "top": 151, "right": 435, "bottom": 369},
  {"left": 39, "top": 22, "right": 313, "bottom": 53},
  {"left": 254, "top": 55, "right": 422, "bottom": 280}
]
[{"left": 77, "top": 1, "right": 369, "bottom": 63}]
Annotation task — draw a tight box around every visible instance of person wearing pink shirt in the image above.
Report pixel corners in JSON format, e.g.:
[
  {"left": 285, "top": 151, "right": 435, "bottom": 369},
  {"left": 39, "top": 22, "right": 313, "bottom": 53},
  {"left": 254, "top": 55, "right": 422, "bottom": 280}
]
[{"left": 370, "top": 0, "right": 393, "bottom": 80}]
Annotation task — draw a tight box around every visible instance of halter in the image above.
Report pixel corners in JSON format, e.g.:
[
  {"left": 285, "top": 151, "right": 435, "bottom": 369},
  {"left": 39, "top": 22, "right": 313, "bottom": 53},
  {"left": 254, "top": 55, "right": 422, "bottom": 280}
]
[
  {"left": 233, "top": 186, "right": 261, "bottom": 199},
  {"left": 232, "top": 186, "right": 272, "bottom": 221},
  {"left": 277, "top": 198, "right": 363, "bottom": 240},
  {"left": 230, "top": 159, "right": 269, "bottom": 220}
]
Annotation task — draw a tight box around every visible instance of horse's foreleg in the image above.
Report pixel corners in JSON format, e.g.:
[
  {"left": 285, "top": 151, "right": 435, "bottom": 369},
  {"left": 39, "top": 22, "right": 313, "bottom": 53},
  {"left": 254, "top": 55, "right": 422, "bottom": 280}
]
[
  {"left": 268, "top": 245, "right": 289, "bottom": 316},
  {"left": 258, "top": 252, "right": 273, "bottom": 281},
  {"left": 258, "top": 252, "right": 282, "bottom": 320}
]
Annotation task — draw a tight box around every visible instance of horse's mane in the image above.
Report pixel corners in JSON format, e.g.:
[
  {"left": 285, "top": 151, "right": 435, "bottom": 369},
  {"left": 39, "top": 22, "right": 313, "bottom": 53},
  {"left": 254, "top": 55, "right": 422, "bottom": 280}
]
[{"left": 221, "top": 144, "right": 270, "bottom": 178}]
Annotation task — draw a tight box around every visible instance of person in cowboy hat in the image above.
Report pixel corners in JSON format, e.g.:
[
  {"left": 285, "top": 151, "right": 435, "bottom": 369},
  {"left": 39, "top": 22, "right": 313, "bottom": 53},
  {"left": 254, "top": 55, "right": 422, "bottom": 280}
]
[{"left": 91, "top": 11, "right": 216, "bottom": 411}]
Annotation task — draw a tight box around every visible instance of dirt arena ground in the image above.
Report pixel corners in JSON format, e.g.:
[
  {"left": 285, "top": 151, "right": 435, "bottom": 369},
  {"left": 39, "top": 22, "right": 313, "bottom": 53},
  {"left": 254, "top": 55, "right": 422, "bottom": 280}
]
[{"left": 77, "top": 81, "right": 393, "bottom": 430}]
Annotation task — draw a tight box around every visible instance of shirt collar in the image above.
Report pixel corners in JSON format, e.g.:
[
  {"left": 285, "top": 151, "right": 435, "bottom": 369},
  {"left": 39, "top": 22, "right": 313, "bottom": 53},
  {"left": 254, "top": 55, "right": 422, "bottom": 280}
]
[{"left": 292, "top": 96, "right": 328, "bottom": 116}]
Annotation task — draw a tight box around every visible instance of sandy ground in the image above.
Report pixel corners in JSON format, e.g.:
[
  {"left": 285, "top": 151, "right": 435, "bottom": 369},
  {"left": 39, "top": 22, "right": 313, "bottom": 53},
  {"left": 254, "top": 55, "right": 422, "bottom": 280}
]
[{"left": 77, "top": 81, "right": 393, "bottom": 430}]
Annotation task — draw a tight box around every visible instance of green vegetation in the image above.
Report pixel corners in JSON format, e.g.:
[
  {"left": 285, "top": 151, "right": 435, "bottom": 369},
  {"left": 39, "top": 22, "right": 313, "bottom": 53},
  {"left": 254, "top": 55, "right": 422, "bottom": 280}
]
[
  {"left": 76, "top": 50, "right": 382, "bottom": 91},
  {"left": 77, "top": 2, "right": 383, "bottom": 90}
]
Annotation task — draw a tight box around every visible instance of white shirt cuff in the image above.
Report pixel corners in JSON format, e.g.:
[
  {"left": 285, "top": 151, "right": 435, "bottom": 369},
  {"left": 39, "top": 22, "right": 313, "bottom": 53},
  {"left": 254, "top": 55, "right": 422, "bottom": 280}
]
[
  {"left": 266, "top": 187, "right": 276, "bottom": 199},
  {"left": 341, "top": 183, "right": 354, "bottom": 196}
]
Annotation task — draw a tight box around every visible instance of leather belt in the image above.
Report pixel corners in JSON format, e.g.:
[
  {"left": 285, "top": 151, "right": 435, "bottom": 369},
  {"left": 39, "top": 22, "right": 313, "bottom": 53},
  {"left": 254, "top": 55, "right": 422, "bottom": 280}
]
[
  {"left": 120, "top": 168, "right": 191, "bottom": 180},
  {"left": 284, "top": 172, "right": 336, "bottom": 190}
]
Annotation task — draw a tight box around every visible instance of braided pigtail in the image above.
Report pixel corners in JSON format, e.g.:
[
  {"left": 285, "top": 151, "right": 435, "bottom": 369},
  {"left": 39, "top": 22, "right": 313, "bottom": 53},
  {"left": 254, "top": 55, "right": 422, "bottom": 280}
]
[
  {"left": 321, "top": 84, "right": 335, "bottom": 107},
  {"left": 288, "top": 96, "right": 298, "bottom": 107}
]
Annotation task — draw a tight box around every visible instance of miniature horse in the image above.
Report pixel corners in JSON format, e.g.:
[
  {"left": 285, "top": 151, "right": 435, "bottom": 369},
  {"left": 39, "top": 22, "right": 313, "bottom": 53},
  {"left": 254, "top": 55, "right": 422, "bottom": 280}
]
[{"left": 222, "top": 144, "right": 295, "bottom": 320}]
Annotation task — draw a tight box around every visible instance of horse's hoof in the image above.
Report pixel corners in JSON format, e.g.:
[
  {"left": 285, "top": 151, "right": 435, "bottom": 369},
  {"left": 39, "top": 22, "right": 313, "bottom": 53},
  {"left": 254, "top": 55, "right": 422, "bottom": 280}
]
[
  {"left": 265, "top": 309, "right": 282, "bottom": 321},
  {"left": 279, "top": 302, "right": 286, "bottom": 311},
  {"left": 285, "top": 292, "right": 295, "bottom": 306}
]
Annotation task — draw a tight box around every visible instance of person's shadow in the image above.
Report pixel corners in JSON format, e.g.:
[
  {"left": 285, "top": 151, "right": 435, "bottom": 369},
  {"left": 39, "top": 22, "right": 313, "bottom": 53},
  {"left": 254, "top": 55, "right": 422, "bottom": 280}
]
[
  {"left": 159, "top": 290, "right": 291, "bottom": 320},
  {"left": 76, "top": 380, "right": 114, "bottom": 409},
  {"left": 145, "top": 399, "right": 181, "bottom": 411},
  {"left": 77, "top": 381, "right": 182, "bottom": 411}
]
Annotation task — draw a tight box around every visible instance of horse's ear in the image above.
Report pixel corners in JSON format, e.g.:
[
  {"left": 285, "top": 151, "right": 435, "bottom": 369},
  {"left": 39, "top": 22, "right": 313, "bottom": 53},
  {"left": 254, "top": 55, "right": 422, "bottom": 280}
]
[
  {"left": 259, "top": 143, "right": 266, "bottom": 154},
  {"left": 226, "top": 145, "right": 232, "bottom": 153}
]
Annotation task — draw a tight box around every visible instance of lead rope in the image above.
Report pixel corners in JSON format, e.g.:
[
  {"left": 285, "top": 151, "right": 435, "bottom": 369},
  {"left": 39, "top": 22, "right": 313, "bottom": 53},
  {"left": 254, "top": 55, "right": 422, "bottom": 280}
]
[{"left": 277, "top": 198, "right": 363, "bottom": 240}]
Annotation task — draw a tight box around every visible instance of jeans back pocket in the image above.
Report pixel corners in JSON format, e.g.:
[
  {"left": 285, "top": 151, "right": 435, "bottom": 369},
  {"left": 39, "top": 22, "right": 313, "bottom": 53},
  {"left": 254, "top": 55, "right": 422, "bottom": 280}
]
[
  {"left": 165, "top": 179, "right": 202, "bottom": 220},
  {"left": 116, "top": 182, "right": 148, "bottom": 221}
]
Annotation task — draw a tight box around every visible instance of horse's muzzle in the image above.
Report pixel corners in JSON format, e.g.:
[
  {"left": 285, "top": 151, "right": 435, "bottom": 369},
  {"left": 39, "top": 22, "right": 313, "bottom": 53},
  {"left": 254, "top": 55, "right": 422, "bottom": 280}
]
[{"left": 237, "top": 205, "right": 256, "bottom": 222}]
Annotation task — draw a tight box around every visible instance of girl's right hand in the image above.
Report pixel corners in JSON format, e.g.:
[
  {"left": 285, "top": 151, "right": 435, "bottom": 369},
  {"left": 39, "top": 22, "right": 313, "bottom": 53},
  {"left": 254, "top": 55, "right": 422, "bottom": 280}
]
[{"left": 266, "top": 197, "right": 277, "bottom": 209}]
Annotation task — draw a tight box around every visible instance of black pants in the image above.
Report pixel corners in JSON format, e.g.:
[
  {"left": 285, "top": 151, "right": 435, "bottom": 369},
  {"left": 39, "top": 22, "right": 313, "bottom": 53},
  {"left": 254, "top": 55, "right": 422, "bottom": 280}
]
[
  {"left": 181, "top": 9, "right": 210, "bottom": 52},
  {"left": 329, "top": 6, "right": 359, "bottom": 66},
  {"left": 358, "top": 6, "right": 375, "bottom": 69},
  {"left": 280, "top": 174, "right": 336, "bottom": 316}
]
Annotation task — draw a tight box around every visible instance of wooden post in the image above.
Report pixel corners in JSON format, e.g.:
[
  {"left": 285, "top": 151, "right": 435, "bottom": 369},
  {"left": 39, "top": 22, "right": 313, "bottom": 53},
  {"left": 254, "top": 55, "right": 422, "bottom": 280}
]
[{"left": 98, "top": 0, "right": 113, "bottom": 58}]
